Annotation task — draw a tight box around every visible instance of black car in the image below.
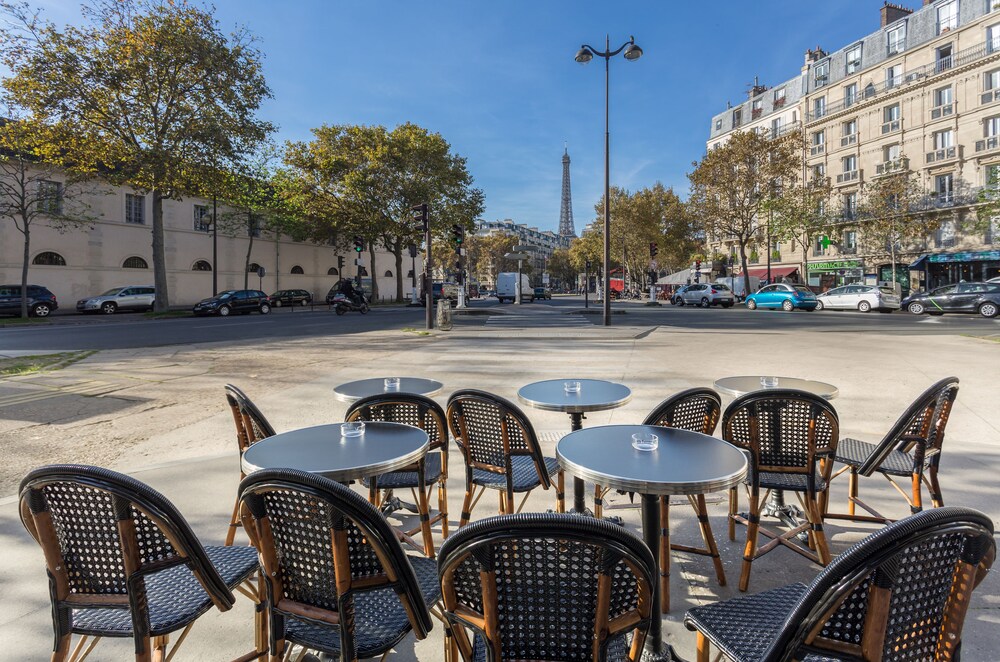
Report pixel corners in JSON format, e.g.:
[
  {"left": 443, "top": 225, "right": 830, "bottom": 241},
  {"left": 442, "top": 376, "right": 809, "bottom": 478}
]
[
  {"left": 0, "top": 284, "right": 58, "bottom": 317},
  {"left": 270, "top": 289, "right": 312, "bottom": 307},
  {"left": 192, "top": 290, "right": 271, "bottom": 316},
  {"left": 902, "top": 282, "right": 1000, "bottom": 318}
]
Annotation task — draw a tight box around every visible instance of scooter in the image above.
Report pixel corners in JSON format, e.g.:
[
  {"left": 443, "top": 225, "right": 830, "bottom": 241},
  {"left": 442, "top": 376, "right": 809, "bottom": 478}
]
[{"left": 331, "top": 291, "right": 370, "bottom": 315}]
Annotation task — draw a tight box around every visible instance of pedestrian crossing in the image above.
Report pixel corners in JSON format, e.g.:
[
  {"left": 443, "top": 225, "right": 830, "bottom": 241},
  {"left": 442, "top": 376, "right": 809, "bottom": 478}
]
[{"left": 484, "top": 313, "right": 593, "bottom": 328}]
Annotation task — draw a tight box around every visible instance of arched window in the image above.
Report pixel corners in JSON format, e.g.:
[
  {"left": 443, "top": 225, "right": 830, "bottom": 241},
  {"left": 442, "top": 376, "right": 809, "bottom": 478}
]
[
  {"left": 327, "top": 267, "right": 339, "bottom": 276},
  {"left": 122, "top": 256, "right": 148, "bottom": 269},
  {"left": 407, "top": 270, "right": 414, "bottom": 278},
  {"left": 290, "top": 265, "right": 304, "bottom": 274},
  {"left": 359, "top": 267, "right": 369, "bottom": 277},
  {"left": 247, "top": 262, "right": 261, "bottom": 273},
  {"left": 384, "top": 270, "right": 393, "bottom": 278},
  {"left": 192, "top": 260, "right": 212, "bottom": 271},
  {"left": 32, "top": 251, "right": 66, "bottom": 266}
]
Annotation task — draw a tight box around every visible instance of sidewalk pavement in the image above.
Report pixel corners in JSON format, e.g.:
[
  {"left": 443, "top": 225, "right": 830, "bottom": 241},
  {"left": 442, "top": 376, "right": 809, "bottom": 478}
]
[{"left": 0, "top": 324, "right": 998, "bottom": 660}]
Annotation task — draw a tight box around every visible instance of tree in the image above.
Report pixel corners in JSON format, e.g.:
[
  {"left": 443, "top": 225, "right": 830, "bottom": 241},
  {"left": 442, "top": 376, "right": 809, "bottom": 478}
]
[
  {"left": 0, "top": 108, "right": 96, "bottom": 317},
  {"left": 765, "top": 170, "right": 836, "bottom": 283},
  {"left": 1, "top": 0, "right": 274, "bottom": 311},
  {"left": 546, "top": 248, "right": 576, "bottom": 288},
  {"left": 688, "top": 130, "right": 802, "bottom": 296},
  {"left": 468, "top": 231, "right": 517, "bottom": 287}
]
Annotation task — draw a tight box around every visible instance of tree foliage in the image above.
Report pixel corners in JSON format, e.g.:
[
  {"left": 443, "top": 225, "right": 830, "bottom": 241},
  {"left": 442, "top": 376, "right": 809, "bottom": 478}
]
[
  {"left": 466, "top": 231, "right": 517, "bottom": 287},
  {"left": 765, "top": 169, "right": 836, "bottom": 282}
]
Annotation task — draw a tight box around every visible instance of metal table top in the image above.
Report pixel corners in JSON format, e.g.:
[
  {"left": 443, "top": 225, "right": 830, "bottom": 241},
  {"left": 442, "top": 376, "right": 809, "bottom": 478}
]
[
  {"left": 517, "top": 379, "right": 632, "bottom": 414},
  {"left": 557, "top": 425, "right": 747, "bottom": 496},
  {"left": 241, "top": 422, "right": 429, "bottom": 483},
  {"left": 333, "top": 377, "right": 444, "bottom": 403},
  {"left": 714, "top": 376, "right": 839, "bottom": 400}
]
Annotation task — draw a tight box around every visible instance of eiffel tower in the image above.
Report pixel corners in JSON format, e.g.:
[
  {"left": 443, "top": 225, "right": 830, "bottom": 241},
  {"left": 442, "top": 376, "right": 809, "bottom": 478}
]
[{"left": 558, "top": 146, "right": 576, "bottom": 237}]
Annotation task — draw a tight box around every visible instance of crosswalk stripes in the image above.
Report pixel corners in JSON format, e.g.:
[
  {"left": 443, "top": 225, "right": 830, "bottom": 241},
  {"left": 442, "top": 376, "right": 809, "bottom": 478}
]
[{"left": 484, "top": 314, "right": 593, "bottom": 328}]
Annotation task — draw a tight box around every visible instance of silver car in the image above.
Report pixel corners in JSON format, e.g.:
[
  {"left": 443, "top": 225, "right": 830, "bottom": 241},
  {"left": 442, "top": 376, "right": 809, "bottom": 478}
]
[
  {"left": 814, "top": 284, "right": 899, "bottom": 313},
  {"left": 679, "top": 282, "right": 736, "bottom": 308},
  {"left": 76, "top": 286, "right": 155, "bottom": 314}
]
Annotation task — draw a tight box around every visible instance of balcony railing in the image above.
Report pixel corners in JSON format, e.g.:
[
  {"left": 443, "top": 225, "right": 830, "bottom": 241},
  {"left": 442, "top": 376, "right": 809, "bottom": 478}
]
[
  {"left": 875, "top": 157, "right": 909, "bottom": 176},
  {"left": 840, "top": 133, "right": 858, "bottom": 147},
  {"left": 882, "top": 119, "right": 901, "bottom": 134},
  {"left": 751, "top": 108, "right": 763, "bottom": 119},
  {"left": 840, "top": 245, "right": 858, "bottom": 255},
  {"left": 975, "top": 135, "right": 1000, "bottom": 153},
  {"left": 769, "top": 121, "right": 801, "bottom": 140},
  {"left": 836, "top": 169, "right": 861, "bottom": 185},
  {"left": 810, "top": 143, "right": 826, "bottom": 156},
  {"left": 773, "top": 97, "right": 786, "bottom": 108},
  {"left": 930, "top": 102, "right": 954, "bottom": 119},
  {"left": 925, "top": 146, "right": 958, "bottom": 164}
]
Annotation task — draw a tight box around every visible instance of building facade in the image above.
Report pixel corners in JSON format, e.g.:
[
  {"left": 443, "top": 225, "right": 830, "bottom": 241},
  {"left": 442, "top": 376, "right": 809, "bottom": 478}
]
[
  {"left": 707, "top": 0, "right": 1000, "bottom": 292},
  {"left": 475, "top": 218, "right": 572, "bottom": 282}
]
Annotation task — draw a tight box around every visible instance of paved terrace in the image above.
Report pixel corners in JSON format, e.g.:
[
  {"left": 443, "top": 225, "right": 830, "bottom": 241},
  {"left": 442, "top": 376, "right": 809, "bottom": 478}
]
[{"left": 0, "top": 319, "right": 998, "bottom": 660}]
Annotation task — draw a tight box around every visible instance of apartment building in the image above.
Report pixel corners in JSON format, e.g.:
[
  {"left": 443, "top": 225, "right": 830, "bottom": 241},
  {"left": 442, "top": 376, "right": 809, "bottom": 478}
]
[
  {"left": 707, "top": 0, "right": 1000, "bottom": 293},
  {"left": 475, "top": 218, "right": 572, "bottom": 280}
]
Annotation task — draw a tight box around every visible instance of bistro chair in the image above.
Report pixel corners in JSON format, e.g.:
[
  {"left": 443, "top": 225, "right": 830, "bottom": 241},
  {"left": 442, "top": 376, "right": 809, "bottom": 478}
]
[
  {"left": 224, "top": 383, "right": 277, "bottom": 546},
  {"left": 446, "top": 389, "right": 565, "bottom": 526},
  {"left": 827, "top": 376, "right": 959, "bottom": 524},
  {"left": 19, "top": 464, "right": 263, "bottom": 662},
  {"left": 639, "top": 387, "right": 726, "bottom": 609},
  {"left": 346, "top": 393, "right": 449, "bottom": 557},
  {"left": 239, "top": 468, "right": 448, "bottom": 662},
  {"left": 438, "top": 513, "right": 656, "bottom": 662},
  {"left": 723, "top": 389, "right": 840, "bottom": 592},
  {"left": 685, "top": 506, "right": 995, "bottom": 662}
]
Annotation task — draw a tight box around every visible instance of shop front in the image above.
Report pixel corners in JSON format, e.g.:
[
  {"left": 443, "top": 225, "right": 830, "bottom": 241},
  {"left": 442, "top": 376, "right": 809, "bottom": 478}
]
[
  {"left": 909, "top": 250, "right": 1000, "bottom": 290},
  {"left": 807, "top": 259, "right": 864, "bottom": 291}
]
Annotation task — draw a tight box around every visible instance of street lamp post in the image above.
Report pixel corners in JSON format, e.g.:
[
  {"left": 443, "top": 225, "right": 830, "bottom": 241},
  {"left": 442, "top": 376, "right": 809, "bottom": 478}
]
[{"left": 575, "top": 35, "right": 643, "bottom": 326}]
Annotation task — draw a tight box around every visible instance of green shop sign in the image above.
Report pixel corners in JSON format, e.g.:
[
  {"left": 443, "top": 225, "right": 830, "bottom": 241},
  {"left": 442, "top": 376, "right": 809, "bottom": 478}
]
[
  {"left": 808, "top": 260, "right": 862, "bottom": 271},
  {"left": 928, "top": 250, "right": 1000, "bottom": 263}
]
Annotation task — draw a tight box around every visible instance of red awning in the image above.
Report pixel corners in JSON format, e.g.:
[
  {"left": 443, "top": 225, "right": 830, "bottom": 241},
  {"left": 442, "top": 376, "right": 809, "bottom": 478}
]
[{"left": 741, "top": 266, "right": 799, "bottom": 279}]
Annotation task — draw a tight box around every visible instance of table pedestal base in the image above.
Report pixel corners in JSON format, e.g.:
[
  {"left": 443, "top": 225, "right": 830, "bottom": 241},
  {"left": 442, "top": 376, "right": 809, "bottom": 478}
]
[
  {"left": 741, "top": 491, "right": 808, "bottom": 543},
  {"left": 640, "top": 494, "right": 684, "bottom": 662}
]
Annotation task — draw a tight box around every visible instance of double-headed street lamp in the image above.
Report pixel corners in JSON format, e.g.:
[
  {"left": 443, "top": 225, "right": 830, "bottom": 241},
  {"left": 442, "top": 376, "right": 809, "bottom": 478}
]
[{"left": 575, "top": 35, "right": 643, "bottom": 326}]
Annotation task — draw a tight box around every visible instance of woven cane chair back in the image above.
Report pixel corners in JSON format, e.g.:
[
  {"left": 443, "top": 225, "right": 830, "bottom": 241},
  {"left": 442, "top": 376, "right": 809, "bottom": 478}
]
[
  {"left": 768, "top": 507, "right": 994, "bottom": 662},
  {"left": 225, "top": 384, "right": 276, "bottom": 453},
  {"left": 439, "top": 514, "right": 656, "bottom": 662},
  {"left": 722, "top": 389, "right": 839, "bottom": 479},
  {"left": 346, "top": 393, "right": 448, "bottom": 453},
  {"left": 447, "top": 390, "right": 550, "bottom": 486},
  {"left": 643, "top": 388, "right": 722, "bottom": 436}
]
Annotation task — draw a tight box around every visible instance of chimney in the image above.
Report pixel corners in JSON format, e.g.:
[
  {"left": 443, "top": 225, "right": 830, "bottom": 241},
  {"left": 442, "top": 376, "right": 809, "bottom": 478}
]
[
  {"left": 881, "top": 2, "right": 913, "bottom": 27},
  {"left": 923, "top": 0, "right": 933, "bottom": 5},
  {"left": 747, "top": 75, "right": 768, "bottom": 99},
  {"left": 804, "top": 46, "right": 827, "bottom": 66}
]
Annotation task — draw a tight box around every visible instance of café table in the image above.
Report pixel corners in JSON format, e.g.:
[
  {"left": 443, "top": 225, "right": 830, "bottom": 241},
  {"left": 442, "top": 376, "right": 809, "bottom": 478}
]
[
  {"left": 713, "top": 375, "right": 839, "bottom": 400},
  {"left": 241, "top": 421, "right": 435, "bottom": 556},
  {"left": 517, "top": 378, "right": 632, "bottom": 515},
  {"left": 557, "top": 424, "right": 747, "bottom": 661},
  {"left": 333, "top": 377, "right": 443, "bottom": 403}
]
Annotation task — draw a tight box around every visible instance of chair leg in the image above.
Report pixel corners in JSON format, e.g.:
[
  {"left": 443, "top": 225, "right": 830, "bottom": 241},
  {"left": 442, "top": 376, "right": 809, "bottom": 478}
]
[
  {"left": 459, "top": 484, "right": 474, "bottom": 528},
  {"left": 928, "top": 467, "right": 944, "bottom": 508},
  {"left": 594, "top": 484, "right": 603, "bottom": 520},
  {"left": 151, "top": 635, "right": 168, "bottom": 662},
  {"left": 225, "top": 498, "right": 241, "bottom": 546},
  {"left": 847, "top": 468, "right": 858, "bottom": 517},
  {"left": 368, "top": 483, "right": 378, "bottom": 508},
  {"left": 728, "top": 487, "right": 737, "bottom": 541},
  {"left": 438, "top": 478, "right": 450, "bottom": 538},
  {"left": 911, "top": 472, "right": 923, "bottom": 514},
  {"left": 738, "top": 489, "right": 760, "bottom": 593},
  {"left": 51, "top": 632, "right": 72, "bottom": 662},
  {"left": 694, "top": 494, "right": 726, "bottom": 586},
  {"left": 504, "top": 487, "right": 515, "bottom": 515},
  {"left": 660, "top": 495, "right": 671, "bottom": 614},
  {"left": 498, "top": 490, "right": 506, "bottom": 515},
  {"left": 556, "top": 471, "right": 565, "bottom": 514},
  {"left": 804, "top": 495, "right": 831, "bottom": 566},
  {"left": 696, "top": 631, "right": 710, "bottom": 662}
]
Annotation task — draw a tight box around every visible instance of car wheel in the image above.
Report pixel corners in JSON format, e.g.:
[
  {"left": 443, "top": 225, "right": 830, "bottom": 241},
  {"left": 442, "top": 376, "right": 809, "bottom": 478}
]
[
  {"left": 273, "top": 299, "right": 282, "bottom": 307},
  {"left": 814, "top": 300, "right": 824, "bottom": 311},
  {"left": 677, "top": 298, "right": 685, "bottom": 306},
  {"left": 301, "top": 299, "right": 308, "bottom": 306},
  {"left": 857, "top": 300, "right": 872, "bottom": 313},
  {"left": 781, "top": 299, "right": 794, "bottom": 312},
  {"left": 746, "top": 299, "right": 757, "bottom": 310},
  {"left": 101, "top": 301, "right": 117, "bottom": 315},
  {"left": 260, "top": 303, "right": 271, "bottom": 315},
  {"left": 700, "top": 297, "right": 710, "bottom": 308},
  {"left": 979, "top": 302, "right": 999, "bottom": 318},
  {"left": 907, "top": 302, "right": 925, "bottom": 315},
  {"left": 31, "top": 303, "right": 52, "bottom": 318}
]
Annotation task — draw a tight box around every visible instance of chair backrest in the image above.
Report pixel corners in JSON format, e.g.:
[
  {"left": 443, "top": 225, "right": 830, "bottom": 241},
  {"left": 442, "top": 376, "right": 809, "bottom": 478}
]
[
  {"left": 239, "top": 468, "right": 433, "bottom": 658},
  {"left": 19, "top": 465, "right": 235, "bottom": 646},
  {"left": 438, "top": 513, "right": 656, "bottom": 662},
  {"left": 446, "top": 389, "right": 551, "bottom": 487},
  {"left": 722, "top": 389, "right": 839, "bottom": 483},
  {"left": 763, "top": 506, "right": 995, "bottom": 662},
  {"left": 346, "top": 392, "right": 448, "bottom": 455},
  {"left": 858, "top": 376, "right": 960, "bottom": 476},
  {"left": 642, "top": 387, "right": 722, "bottom": 436},
  {"left": 225, "top": 384, "right": 277, "bottom": 454}
]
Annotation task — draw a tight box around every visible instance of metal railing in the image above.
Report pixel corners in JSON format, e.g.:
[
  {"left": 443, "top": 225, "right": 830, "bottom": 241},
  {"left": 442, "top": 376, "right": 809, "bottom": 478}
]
[
  {"left": 925, "top": 146, "right": 959, "bottom": 164},
  {"left": 975, "top": 135, "right": 1000, "bottom": 153},
  {"left": 875, "top": 157, "right": 909, "bottom": 176},
  {"left": 836, "top": 169, "right": 861, "bottom": 185},
  {"left": 930, "top": 102, "right": 954, "bottom": 119}
]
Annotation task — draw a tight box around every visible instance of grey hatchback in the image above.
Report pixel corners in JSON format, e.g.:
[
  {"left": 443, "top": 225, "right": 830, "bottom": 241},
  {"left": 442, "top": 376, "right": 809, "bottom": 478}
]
[{"left": 679, "top": 283, "right": 736, "bottom": 308}]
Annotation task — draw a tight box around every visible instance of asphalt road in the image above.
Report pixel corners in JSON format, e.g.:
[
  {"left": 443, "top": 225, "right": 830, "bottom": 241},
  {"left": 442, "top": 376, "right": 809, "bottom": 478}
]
[{"left": 1, "top": 295, "right": 997, "bottom": 352}]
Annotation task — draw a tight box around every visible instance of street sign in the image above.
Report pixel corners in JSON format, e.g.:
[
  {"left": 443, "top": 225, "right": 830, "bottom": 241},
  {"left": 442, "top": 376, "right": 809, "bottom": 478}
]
[
  {"left": 542, "top": 273, "right": 550, "bottom": 285},
  {"left": 514, "top": 244, "right": 534, "bottom": 252},
  {"left": 649, "top": 259, "right": 658, "bottom": 270},
  {"left": 256, "top": 266, "right": 265, "bottom": 278},
  {"left": 504, "top": 252, "right": 530, "bottom": 261}
]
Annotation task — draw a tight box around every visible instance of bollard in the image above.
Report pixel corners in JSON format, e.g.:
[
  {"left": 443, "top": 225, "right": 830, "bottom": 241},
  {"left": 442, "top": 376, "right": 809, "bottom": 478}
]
[{"left": 436, "top": 299, "right": 453, "bottom": 331}]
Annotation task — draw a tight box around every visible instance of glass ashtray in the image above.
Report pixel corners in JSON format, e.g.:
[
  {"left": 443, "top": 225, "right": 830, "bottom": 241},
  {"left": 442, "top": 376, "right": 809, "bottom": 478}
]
[
  {"left": 384, "top": 377, "right": 401, "bottom": 390},
  {"left": 341, "top": 422, "right": 365, "bottom": 437},
  {"left": 631, "top": 432, "right": 659, "bottom": 452},
  {"left": 760, "top": 376, "right": 779, "bottom": 388},
  {"left": 563, "top": 381, "right": 581, "bottom": 394}
]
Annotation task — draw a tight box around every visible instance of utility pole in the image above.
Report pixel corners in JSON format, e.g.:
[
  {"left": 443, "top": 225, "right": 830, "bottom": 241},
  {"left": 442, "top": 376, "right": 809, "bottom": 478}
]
[{"left": 412, "top": 204, "right": 433, "bottom": 330}]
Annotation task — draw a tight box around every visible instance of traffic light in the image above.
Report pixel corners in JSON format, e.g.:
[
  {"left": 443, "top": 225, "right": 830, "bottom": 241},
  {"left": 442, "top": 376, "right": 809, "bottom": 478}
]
[
  {"left": 337, "top": 255, "right": 345, "bottom": 272},
  {"left": 694, "top": 259, "right": 702, "bottom": 283},
  {"left": 585, "top": 260, "right": 592, "bottom": 271},
  {"left": 649, "top": 242, "right": 658, "bottom": 259},
  {"left": 353, "top": 236, "right": 364, "bottom": 253},
  {"left": 411, "top": 203, "right": 429, "bottom": 232},
  {"left": 450, "top": 224, "right": 464, "bottom": 250}
]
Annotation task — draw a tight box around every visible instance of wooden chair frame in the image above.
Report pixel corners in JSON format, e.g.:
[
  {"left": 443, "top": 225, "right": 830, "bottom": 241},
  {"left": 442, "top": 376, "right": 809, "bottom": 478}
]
[{"left": 225, "top": 384, "right": 277, "bottom": 546}]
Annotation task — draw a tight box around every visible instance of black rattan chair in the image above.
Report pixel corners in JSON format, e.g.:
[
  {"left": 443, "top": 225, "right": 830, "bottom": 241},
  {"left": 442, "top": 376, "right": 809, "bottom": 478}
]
[
  {"left": 19, "top": 464, "right": 262, "bottom": 662},
  {"left": 446, "top": 390, "right": 564, "bottom": 526},
  {"left": 640, "top": 388, "right": 726, "bottom": 610},
  {"left": 685, "top": 506, "right": 995, "bottom": 662},
  {"left": 346, "top": 393, "right": 449, "bottom": 557},
  {"left": 723, "top": 389, "right": 840, "bottom": 592},
  {"left": 827, "top": 376, "right": 959, "bottom": 524},
  {"left": 224, "top": 384, "right": 277, "bottom": 546},
  {"left": 239, "top": 467, "right": 446, "bottom": 661},
  {"left": 438, "top": 513, "right": 656, "bottom": 662}
]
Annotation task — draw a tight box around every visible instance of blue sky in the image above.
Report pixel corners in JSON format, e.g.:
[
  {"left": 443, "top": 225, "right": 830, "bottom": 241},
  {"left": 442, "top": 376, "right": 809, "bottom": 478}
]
[{"left": 37, "top": 1, "right": 898, "bottom": 233}]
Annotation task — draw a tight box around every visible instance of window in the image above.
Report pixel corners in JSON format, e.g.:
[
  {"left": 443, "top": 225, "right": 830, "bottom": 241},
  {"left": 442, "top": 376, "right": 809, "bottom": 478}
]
[
  {"left": 193, "top": 204, "right": 212, "bottom": 232},
  {"left": 936, "top": 219, "right": 957, "bottom": 247},
  {"left": 883, "top": 103, "right": 901, "bottom": 133},
  {"left": 935, "top": 173, "right": 954, "bottom": 203},
  {"left": 987, "top": 216, "right": 999, "bottom": 244},
  {"left": 934, "top": 86, "right": 952, "bottom": 107},
  {"left": 814, "top": 236, "right": 827, "bottom": 256},
  {"left": 884, "top": 143, "right": 902, "bottom": 162},
  {"left": 845, "top": 44, "right": 862, "bottom": 74},
  {"left": 290, "top": 265, "right": 304, "bottom": 275},
  {"left": 843, "top": 155, "right": 858, "bottom": 174},
  {"left": 327, "top": 267, "right": 339, "bottom": 276},
  {"left": 814, "top": 60, "right": 829, "bottom": 87},
  {"left": 751, "top": 98, "right": 763, "bottom": 118},
  {"left": 122, "top": 256, "right": 148, "bottom": 269},
  {"left": 843, "top": 229, "right": 858, "bottom": 251},
  {"left": 770, "top": 117, "right": 783, "bottom": 138},
  {"left": 812, "top": 163, "right": 826, "bottom": 180},
  {"left": 812, "top": 130, "right": 825, "bottom": 146},
  {"left": 886, "top": 64, "right": 902, "bottom": 89},
  {"left": 32, "top": 251, "right": 66, "bottom": 266},
  {"left": 843, "top": 193, "right": 857, "bottom": 220},
  {"left": 934, "top": 129, "right": 954, "bottom": 150},
  {"left": 987, "top": 69, "right": 1000, "bottom": 91},
  {"left": 733, "top": 108, "right": 743, "bottom": 127},
  {"left": 192, "top": 260, "right": 212, "bottom": 271},
  {"left": 844, "top": 83, "right": 857, "bottom": 107},
  {"left": 125, "top": 193, "right": 145, "bottom": 224},
  {"left": 715, "top": 118, "right": 722, "bottom": 131},
  {"left": 887, "top": 23, "right": 906, "bottom": 54},
  {"left": 248, "top": 262, "right": 261, "bottom": 273},
  {"left": 936, "top": 44, "right": 953, "bottom": 73},
  {"left": 773, "top": 87, "right": 786, "bottom": 107},
  {"left": 37, "top": 180, "right": 63, "bottom": 215},
  {"left": 990, "top": 23, "right": 1000, "bottom": 52},
  {"left": 937, "top": 0, "right": 957, "bottom": 34},
  {"left": 384, "top": 270, "right": 393, "bottom": 278},
  {"left": 987, "top": 163, "right": 1000, "bottom": 189},
  {"left": 842, "top": 118, "right": 857, "bottom": 136},
  {"left": 988, "top": 116, "right": 1000, "bottom": 138},
  {"left": 813, "top": 96, "right": 827, "bottom": 119}
]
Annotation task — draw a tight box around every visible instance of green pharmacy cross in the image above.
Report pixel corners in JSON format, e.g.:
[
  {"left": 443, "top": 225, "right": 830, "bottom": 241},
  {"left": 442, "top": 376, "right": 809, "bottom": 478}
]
[{"left": 819, "top": 235, "right": 832, "bottom": 250}]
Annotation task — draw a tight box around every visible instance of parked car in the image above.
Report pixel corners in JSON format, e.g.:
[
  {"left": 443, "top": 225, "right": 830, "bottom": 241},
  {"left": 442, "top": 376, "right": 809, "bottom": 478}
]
[
  {"left": 901, "top": 282, "right": 1000, "bottom": 318},
  {"left": 0, "top": 284, "right": 58, "bottom": 317},
  {"left": 670, "top": 285, "right": 695, "bottom": 305},
  {"left": 745, "top": 283, "right": 818, "bottom": 311},
  {"left": 192, "top": 289, "right": 271, "bottom": 316},
  {"left": 416, "top": 282, "right": 459, "bottom": 305},
  {"left": 678, "top": 283, "right": 736, "bottom": 308},
  {"left": 269, "top": 289, "right": 312, "bottom": 307},
  {"left": 76, "top": 286, "right": 155, "bottom": 314},
  {"left": 987, "top": 276, "right": 1000, "bottom": 284},
  {"left": 533, "top": 287, "right": 552, "bottom": 300},
  {"left": 814, "top": 284, "right": 900, "bottom": 313}
]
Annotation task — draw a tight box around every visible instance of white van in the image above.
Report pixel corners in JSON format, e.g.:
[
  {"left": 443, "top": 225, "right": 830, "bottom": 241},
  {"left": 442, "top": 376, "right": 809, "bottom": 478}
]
[{"left": 496, "top": 272, "right": 534, "bottom": 303}]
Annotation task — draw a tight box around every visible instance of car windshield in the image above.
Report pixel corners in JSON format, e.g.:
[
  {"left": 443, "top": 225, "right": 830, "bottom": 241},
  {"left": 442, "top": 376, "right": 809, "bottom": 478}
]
[
  {"left": 218, "top": 291, "right": 235, "bottom": 299},
  {"left": 713, "top": 284, "right": 730, "bottom": 291},
  {"left": 793, "top": 286, "right": 813, "bottom": 295},
  {"left": 101, "top": 288, "right": 124, "bottom": 296}
]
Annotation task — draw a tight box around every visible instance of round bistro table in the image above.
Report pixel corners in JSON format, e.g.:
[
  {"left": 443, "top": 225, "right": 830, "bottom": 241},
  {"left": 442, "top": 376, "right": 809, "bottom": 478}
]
[
  {"left": 713, "top": 376, "right": 839, "bottom": 400},
  {"left": 557, "top": 424, "right": 747, "bottom": 661},
  {"left": 333, "top": 377, "right": 444, "bottom": 403},
  {"left": 517, "top": 379, "right": 632, "bottom": 514}
]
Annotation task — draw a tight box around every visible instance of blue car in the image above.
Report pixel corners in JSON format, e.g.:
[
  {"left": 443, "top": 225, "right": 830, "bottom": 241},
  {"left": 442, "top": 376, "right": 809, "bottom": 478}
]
[{"left": 745, "top": 283, "right": 818, "bottom": 311}]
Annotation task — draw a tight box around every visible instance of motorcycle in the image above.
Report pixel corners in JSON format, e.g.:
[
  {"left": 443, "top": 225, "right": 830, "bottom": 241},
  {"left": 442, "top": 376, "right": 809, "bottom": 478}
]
[{"left": 331, "top": 291, "right": 370, "bottom": 315}]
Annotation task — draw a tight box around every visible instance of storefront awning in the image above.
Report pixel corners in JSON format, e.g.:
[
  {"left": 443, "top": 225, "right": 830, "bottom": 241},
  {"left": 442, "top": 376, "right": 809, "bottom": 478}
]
[
  {"left": 740, "top": 266, "right": 799, "bottom": 280},
  {"left": 908, "top": 255, "right": 928, "bottom": 270}
]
